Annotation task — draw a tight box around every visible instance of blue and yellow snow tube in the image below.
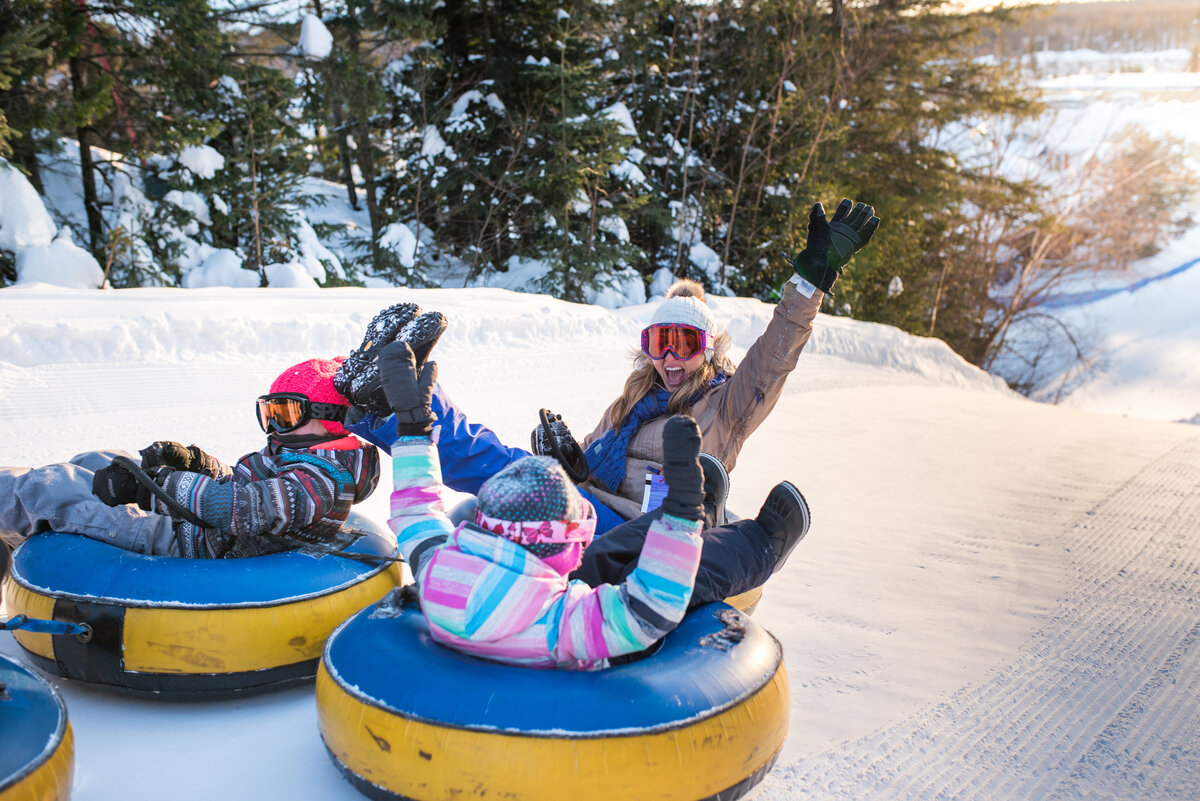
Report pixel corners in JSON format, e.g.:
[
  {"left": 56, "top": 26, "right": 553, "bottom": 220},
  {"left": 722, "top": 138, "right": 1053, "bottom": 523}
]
[
  {"left": 317, "top": 600, "right": 788, "bottom": 801},
  {"left": 2, "top": 513, "right": 401, "bottom": 698},
  {"left": 0, "top": 654, "right": 74, "bottom": 801}
]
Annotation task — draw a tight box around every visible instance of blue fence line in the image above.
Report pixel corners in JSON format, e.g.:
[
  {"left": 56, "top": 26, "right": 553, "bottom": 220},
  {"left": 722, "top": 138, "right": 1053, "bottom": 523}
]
[{"left": 1040, "top": 256, "right": 1200, "bottom": 309}]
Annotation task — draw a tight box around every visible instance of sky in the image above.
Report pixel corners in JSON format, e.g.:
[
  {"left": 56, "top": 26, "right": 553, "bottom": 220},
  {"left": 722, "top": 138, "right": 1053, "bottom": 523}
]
[{"left": 2, "top": 45, "right": 1200, "bottom": 801}]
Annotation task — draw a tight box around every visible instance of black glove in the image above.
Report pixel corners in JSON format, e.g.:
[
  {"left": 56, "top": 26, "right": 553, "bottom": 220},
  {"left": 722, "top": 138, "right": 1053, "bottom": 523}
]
[
  {"left": 531, "top": 409, "right": 590, "bottom": 483},
  {"left": 659, "top": 416, "right": 705, "bottom": 522},
  {"left": 92, "top": 461, "right": 154, "bottom": 510},
  {"left": 138, "top": 440, "right": 221, "bottom": 476},
  {"left": 791, "top": 198, "right": 879, "bottom": 294},
  {"left": 378, "top": 341, "right": 437, "bottom": 437}
]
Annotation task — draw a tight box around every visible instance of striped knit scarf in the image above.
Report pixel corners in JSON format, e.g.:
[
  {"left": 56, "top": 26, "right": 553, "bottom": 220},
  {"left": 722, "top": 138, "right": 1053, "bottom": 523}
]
[{"left": 585, "top": 371, "right": 728, "bottom": 493}]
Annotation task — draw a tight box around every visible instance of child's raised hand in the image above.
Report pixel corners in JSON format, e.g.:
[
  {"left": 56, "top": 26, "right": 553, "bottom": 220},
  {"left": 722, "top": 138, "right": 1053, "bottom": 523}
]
[
  {"left": 660, "top": 415, "right": 705, "bottom": 522},
  {"left": 378, "top": 341, "right": 437, "bottom": 437}
]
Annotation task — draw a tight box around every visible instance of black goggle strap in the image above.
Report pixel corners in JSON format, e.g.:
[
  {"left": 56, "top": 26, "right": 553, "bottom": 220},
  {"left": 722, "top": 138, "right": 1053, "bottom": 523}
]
[{"left": 308, "top": 401, "right": 348, "bottom": 423}]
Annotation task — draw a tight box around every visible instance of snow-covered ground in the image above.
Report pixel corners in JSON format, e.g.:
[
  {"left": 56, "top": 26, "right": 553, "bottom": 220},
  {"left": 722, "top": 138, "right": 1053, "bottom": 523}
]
[
  {"left": 2, "top": 284, "right": 1199, "bottom": 800},
  {"left": 3, "top": 48, "right": 1200, "bottom": 801}
]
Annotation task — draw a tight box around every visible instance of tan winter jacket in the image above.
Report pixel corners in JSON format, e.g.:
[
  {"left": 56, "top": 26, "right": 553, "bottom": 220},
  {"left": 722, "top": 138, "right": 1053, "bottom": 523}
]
[{"left": 579, "top": 281, "right": 822, "bottom": 520}]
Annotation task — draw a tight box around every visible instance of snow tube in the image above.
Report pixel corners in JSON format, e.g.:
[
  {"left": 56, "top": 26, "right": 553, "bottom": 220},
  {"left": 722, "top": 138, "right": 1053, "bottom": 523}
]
[
  {"left": 2, "top": 513, "right": 402, "bottom": 698},
  {"left": 317, "top": 600, "right": 788, "bottom": 801},
  {"left": 0, "top": 654, "right": 74, "bottom": 801},
  {"left": 725, "top": 585, "right": 763, "bottom": 614}
]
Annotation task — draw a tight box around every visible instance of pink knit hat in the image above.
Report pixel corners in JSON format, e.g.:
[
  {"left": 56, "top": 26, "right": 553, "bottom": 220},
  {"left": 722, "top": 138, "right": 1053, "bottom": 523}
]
[{"left": 268, "top": 357, "right": 350, "bottom": 435}]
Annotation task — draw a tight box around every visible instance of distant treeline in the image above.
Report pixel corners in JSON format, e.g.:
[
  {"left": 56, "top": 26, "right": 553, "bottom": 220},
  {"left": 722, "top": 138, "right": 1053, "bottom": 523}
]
[{"left": 981, "top": 1, "right": 1200, "bottom": 57}]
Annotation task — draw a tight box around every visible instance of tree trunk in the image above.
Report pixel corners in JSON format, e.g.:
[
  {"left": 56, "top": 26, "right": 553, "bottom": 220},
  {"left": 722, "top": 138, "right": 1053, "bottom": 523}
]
[
  {"left": 347, "top": 29, "right": 382, "bottom": 268},
  {"left": 672, "top": 12, "right": 703, "bottom": 275},
  {"left": 70, "top": 56, "right": 105, "bottom": 262},
  {"left": 334, "top": 107, "right": 359, "bottom": 210}
]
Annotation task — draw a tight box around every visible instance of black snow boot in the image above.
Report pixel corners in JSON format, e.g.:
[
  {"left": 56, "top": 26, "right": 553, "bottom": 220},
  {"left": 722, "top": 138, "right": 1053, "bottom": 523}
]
[
  {"left": 698, "top": 453, "right": 729, "bottom": 527},
  {"left": 337, "top": 308, "right": 447, "bottom": 418},
  {"left": 531, "top": 409, "right": 590, "bottom": 482},
  {"left": 755, "top": 481, "right": 811, "bottom": 573}
]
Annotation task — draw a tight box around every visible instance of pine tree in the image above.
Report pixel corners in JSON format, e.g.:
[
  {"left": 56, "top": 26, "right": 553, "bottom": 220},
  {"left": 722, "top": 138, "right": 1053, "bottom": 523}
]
[
  {"left": 294, "top": 1, "right": 440, "bottom": 284},
  {"left": 607, "top": 0, "right": 706, "bottom": 283},
  {"left": 0, "top": 1, "right": 55, "bottom": 174},
  {"left": 381, "top": 0, "right": 646, "bottom": 299},
  {"left": 813, "top": 0, "right": 1041, "bottom": 336},
  {"left": 199, "top": 64, "right": 311, "bottom": 283}
]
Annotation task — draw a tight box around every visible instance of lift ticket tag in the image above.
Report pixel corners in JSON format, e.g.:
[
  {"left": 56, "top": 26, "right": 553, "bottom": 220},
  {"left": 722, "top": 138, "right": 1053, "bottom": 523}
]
[{"left": 641, "top": 468, "right": 669, "bottom": 513}]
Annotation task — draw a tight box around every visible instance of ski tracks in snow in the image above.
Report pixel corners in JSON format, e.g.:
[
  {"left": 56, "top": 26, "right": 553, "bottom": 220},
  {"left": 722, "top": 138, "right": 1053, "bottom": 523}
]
[{"left": 764, "top": 433, "right": 1200, "bottom": 800}]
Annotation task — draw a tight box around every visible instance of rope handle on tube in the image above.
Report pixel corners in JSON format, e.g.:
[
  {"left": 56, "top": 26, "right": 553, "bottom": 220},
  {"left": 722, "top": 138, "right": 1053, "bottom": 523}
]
[{"left": 1, "top": 614, "right": 91, "bottom": 638}]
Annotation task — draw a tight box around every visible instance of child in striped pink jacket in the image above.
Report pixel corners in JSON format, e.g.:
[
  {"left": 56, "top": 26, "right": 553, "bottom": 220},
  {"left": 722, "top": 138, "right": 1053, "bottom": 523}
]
[{"left": 379, "top": 341, "right": 707, "bottom": 669}]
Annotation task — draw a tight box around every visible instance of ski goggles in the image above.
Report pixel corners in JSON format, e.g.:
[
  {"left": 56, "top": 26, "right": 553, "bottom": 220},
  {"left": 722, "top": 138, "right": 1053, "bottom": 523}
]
[
  {"left": 255, "top": 393, "right": 348, "bottom": 434},
  {"left": 640, "top": 323, "right": 708, "bottom": 361}
]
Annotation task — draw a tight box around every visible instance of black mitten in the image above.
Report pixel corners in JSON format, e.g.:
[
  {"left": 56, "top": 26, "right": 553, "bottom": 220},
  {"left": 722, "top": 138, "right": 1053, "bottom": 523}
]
[
  {"left": 378, "top": 341, "right": 438, "bottom": 437},
  {"left": 659, "top": 416, "right": 705, "bottom": 522},
  {"left": 93, "top": 462, "right": 148, "bottom": 508}
]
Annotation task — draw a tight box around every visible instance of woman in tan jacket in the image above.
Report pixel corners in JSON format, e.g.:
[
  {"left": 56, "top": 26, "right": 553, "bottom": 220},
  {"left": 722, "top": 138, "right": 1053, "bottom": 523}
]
[{"left": 543, "top": 199, "right": 879, "bottom": 592}]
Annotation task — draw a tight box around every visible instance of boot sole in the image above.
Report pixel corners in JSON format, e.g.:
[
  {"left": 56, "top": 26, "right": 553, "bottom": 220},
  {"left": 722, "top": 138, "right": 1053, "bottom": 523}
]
[
  {"left": 345, "top": 312, "right": 447, "bottom": 417},
  {"left": 335, "top": 303, "right": 422, "bottom": 397},
  {"left": 536, "top": 408, "right": 590, "bottom": 483},
  {"left": 776, "top": 481, "right": 811, "bottom": 541},
  {"left": 360, "top": 303, "right": 422, "bottom": 353}
]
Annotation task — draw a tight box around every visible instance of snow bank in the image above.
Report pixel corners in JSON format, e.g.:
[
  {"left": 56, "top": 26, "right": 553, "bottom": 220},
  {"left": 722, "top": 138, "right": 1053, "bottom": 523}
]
[
  {"left": 16, "top": 228, "right": 103, "bottom": 289},
  {"left": 183, "top": 250, "right": 257, "bottom": 288},
  {"left": 0, "top": 159, "right": 56, "bottom": 251}
]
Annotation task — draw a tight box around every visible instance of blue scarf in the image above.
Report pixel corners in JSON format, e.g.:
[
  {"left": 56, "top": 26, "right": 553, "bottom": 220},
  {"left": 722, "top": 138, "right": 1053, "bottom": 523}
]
[{"left": 585, "top": 372, "right": 728, "bottom": 493}]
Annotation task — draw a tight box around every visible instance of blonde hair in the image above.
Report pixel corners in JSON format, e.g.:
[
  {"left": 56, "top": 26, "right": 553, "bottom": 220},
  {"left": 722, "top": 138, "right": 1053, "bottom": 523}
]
[{"left": 603, "top": 280, "right": 737, "bottom": 430}]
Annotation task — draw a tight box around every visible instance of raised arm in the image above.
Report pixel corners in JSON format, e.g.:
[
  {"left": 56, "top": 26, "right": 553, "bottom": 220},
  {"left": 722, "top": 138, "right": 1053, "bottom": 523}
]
[
  {"left": 378, "top": 341, "right": 454, "bottom": 577},
  {"left": 551, "top": 416, "right": 706, "bottom": 664},
  {"left": 715, "top": 199, "right": 879, "bottom": 458}
]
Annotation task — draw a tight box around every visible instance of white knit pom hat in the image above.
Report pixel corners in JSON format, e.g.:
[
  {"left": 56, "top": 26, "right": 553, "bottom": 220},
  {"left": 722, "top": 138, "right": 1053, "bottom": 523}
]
[{"left": 650, "top": 295, "right": 716, "bottom": 334}]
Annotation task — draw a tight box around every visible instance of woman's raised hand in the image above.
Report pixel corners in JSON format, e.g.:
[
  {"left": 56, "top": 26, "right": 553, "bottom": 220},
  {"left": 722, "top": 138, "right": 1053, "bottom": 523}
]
[{"left": 791, "top": 198, "right": 880, "bottom": 295}]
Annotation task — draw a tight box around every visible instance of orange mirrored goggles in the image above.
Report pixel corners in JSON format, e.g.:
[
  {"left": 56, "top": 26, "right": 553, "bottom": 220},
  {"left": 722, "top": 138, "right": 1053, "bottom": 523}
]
[
  {"left": 255, "top": 393, "right": 347, "bottom": 434},
  {"left": 640, "top": 323, "right": 707, "bottom": 361}
]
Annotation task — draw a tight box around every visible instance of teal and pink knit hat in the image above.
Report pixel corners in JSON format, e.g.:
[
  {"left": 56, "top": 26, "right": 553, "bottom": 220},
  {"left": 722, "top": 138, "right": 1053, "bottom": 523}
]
[
  {"left": 268, "top": 357, "right": 350, "bottom": 435},
  {"left": 474, "top": 456, "right": 596, "bottom": 575}
]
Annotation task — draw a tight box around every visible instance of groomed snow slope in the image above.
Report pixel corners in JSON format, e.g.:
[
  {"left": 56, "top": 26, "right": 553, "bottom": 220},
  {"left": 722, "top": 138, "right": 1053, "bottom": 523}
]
[{"left": 1, "top": 286, "right": 1197, "bottom": 801}]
